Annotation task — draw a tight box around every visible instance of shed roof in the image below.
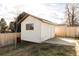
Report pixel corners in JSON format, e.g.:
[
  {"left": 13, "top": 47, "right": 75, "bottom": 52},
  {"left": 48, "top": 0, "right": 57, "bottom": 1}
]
[{"left": 17, "top": 12, "right": 55, "bottom": 25}]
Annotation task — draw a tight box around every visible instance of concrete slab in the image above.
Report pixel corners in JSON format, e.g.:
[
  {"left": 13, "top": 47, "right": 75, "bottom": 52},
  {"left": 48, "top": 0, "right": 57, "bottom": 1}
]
[
  {"left": 44, "top": 37, "right": 79, "bottom": 46},
  {"left": 44, "top": 37, "right": 79, "bottom": 56}
]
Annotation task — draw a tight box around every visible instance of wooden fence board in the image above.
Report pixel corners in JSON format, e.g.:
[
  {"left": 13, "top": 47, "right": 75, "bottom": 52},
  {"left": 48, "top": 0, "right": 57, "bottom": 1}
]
[
  {"left": 55, "top": 26, "right": 79, "bottom": 37},
  {"left": 0, "top": 33, "right": 20, "bottom": 47}
]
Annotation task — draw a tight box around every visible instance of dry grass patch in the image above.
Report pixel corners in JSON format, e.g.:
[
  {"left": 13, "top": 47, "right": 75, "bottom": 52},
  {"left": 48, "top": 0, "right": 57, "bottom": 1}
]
[{"left": 0, "top": 41, "right": 76, "bottom": 56}]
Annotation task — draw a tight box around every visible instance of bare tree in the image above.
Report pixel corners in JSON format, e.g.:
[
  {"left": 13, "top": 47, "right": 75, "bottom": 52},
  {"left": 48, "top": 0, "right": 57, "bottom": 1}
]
[{"left": 65, "top": 3, "right": 79, "bottom": 26}]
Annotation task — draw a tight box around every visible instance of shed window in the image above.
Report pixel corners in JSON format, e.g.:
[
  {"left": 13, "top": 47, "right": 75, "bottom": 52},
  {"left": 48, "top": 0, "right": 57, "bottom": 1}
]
[{"left": 26, "top": 24, "right": 34, "bottom": 30}]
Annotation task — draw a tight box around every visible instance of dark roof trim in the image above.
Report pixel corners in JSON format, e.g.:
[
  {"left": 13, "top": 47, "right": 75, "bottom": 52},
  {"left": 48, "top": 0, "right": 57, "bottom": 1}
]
[
  {"left": 17, "top": 13, "right": 29, "bottom": 24},
  {"left": 17, "top": 12, "right": 54, "bottom": 25}
]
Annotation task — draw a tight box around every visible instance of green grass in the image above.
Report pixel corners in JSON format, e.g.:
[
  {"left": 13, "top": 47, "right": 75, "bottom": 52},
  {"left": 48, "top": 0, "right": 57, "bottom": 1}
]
[{"left": 0, "top": 41, "right": 76, "bottom": 56}]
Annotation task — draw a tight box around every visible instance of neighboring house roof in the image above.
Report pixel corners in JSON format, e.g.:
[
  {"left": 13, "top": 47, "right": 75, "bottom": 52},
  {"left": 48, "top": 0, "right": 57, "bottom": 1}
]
[
  {"left": 55, "top": 24, "right": 66, "bottom": 26},
  {"left": 17, "top": 12, "right": 55, "bottom": 25},
  {"left": 55, "top": 24, "right": 79, "bottom": 26}
]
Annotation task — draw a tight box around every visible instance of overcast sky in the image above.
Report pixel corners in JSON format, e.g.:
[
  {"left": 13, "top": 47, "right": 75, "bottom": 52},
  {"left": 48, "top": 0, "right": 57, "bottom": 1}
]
[{"left": 0, "top": 0, "right": 67, "bottom": 25}]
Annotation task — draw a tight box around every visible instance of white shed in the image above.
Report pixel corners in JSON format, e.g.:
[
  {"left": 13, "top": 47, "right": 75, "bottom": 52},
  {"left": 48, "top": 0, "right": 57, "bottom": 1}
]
[{"left": 17, "top": 12, "right": 55, "bottom": 43}]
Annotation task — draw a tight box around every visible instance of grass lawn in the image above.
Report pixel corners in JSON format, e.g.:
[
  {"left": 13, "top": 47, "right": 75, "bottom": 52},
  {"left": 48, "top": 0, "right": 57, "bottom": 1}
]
[{"left": 0, "top": 41, "right": 76, "bottom": 56}]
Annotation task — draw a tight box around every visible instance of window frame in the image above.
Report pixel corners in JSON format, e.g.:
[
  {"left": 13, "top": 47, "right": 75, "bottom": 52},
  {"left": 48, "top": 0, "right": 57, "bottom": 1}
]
[{"left": 26, "top": 23, "right": 34, "bottom": 30}]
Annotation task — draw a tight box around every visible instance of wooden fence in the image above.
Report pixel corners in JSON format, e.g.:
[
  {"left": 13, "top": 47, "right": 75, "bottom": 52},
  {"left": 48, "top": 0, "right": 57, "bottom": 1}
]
[
  {"left": 55, "top": 26, "right": 79, "bottom": 37},
  {"left": 0, "top": 33, "right": 20, "bottom": 47}
]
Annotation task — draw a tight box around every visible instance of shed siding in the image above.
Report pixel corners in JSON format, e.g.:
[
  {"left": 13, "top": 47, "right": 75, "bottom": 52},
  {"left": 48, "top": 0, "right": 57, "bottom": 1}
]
[
  {"left": 21, "top": 16, "right": 41, "bottom": 43},
  {"left": 41, "top": 22, "right": 55, "bottom": 42}
]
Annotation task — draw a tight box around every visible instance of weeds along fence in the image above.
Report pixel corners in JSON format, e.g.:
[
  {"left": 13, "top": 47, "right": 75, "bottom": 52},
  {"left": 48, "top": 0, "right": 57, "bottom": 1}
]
[
  {"left": 55, "top": 26, "right": 79, "bottom": 37},
  {"left": 0, "top": 33, "right": 20, "bottom": 47}
]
